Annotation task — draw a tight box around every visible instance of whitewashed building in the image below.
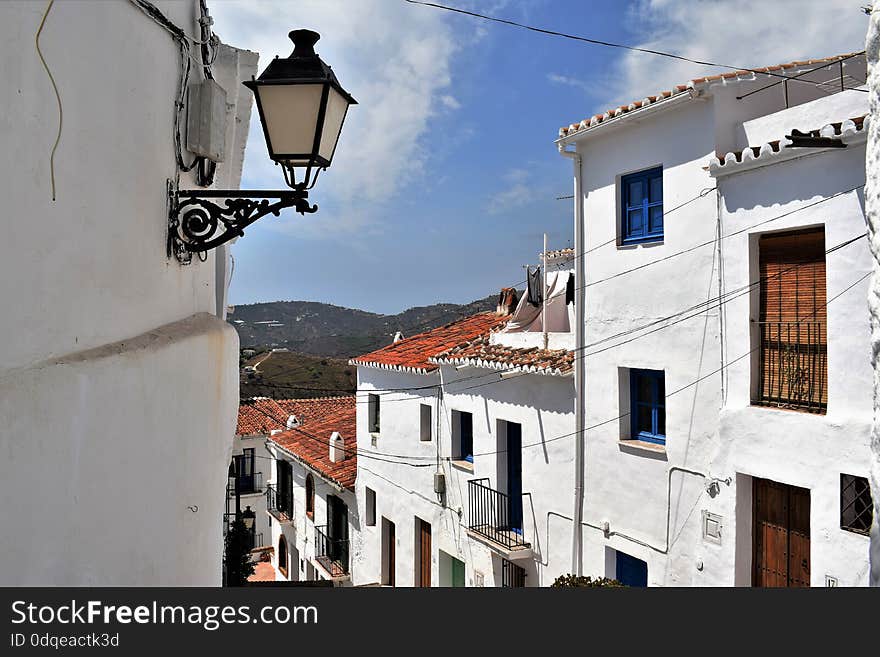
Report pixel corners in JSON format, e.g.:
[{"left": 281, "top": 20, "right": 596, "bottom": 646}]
[
  {"left": 350, "top": 281, "right": 576, "bottom": 587},
  {"left": 263, "top": 397, "right": 358, "bottom": 584},
  {"left": 556, "top": 53, "right": 873, "bottom": 586},
  {"left": 0, "top": 0, "right": 256, "bottom": 584}
]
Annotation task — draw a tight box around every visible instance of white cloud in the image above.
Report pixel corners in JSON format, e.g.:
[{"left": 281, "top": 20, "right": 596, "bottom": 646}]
[
  {"left": 547, "top": 72, "right": 590, "bottom": 92},
  {"left": 607, "top": 0, "right": 869, "bottom": 111},
  {"left": 487, "top": 168, "right": 535, "bottom": 215},
  {"left": 209, "top": 0, "right": 461, "bottom": 236},
  {"left": 440, "top": 94, "right": 462, "bottom": 110}
]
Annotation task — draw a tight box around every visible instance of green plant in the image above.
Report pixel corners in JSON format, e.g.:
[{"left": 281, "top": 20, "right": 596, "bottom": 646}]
[
  {"left": 224, "top": 520, "right": 256, "bottom": 587},
  {"left": 551, "top": 574, "right": 625, "bottom": 587}
]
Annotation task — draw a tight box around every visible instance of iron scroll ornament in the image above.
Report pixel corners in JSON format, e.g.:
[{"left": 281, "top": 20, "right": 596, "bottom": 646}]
[{"left": 167, "top": 183, "right": 317, "bottom": 263}]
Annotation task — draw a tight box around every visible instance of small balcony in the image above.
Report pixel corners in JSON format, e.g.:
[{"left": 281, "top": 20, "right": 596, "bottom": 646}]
[
  {"left": 266, "top": 483, "right": 293, "bottom": 522},
  {"left": 466, "top": 478, "right": 531, "bottom": 560},
  {"left": 754, "top": 321, "right": 827, "bottom": 413},
  {"left": 314, "top": 525, "right": 349, "bottom": 578}
]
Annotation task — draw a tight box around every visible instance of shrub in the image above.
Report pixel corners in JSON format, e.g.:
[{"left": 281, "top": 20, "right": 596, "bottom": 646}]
[{"left": 551, "top": 574, "right": 624, "bottom": 587}]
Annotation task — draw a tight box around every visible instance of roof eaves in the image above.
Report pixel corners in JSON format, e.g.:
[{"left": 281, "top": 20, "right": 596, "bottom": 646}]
[{"left": 709, "top": 115, "right": 868, "bottom": 177}]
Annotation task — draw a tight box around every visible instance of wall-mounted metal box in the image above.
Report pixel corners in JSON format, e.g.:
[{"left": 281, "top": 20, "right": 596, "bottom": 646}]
[{"left": 186, "top": 79, "right": 227, "bottom": 162}]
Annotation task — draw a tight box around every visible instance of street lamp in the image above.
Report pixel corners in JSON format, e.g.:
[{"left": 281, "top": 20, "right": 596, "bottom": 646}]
[
  {"left": 241, "top": 506, "right": 256, "bottom": 532},
  {"left": 168, "top": 29, "right": 357, "bottom": 263}
]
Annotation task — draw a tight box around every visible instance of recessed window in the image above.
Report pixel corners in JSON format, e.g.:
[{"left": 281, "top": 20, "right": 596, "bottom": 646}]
[
  {"left": 305, "top": 474, "right": 315, "bottom": 519},
  {"left": 368, "top": 393, "right": 380, "bottom": 433},
  {"left": 453, "top": 410, "right": 474, "bottom": 462},
  {"left": 840, "top": 473, "right": 873, "bottom": 535},
  {"left": 621, "top": 167, "right": 663, "bottom": 244},
  {"left": 278, "top": 535, "right": 288, "bottom": 578},
  {"left": 630, "top": 369, "right": 665, "bottom": 445},
  {"left": 365, "top": 487, "right": 376, "bottom": 526},
  {"left": 420, "top": 403, "right": 432, "bottom": 442}
]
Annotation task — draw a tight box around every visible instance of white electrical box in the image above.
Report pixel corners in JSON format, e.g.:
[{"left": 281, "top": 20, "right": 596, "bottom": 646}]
[
  {"left": 434, "top": 472, "right": 446, "bottom": 494},
  {"left": 702, "top": 510, "right": 723, "bottom": 544},
  {"left": 186, "top": 79, "right": 227, "bottom": 162}
]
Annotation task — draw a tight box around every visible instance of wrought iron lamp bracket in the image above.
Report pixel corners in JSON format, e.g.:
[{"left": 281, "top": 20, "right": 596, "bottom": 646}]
[{"left": 167, "top": 179, "right": 317, "bottom": 264}]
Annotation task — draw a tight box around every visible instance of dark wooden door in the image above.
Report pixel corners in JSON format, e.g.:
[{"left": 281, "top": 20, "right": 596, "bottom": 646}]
[
  {"left": 753, "top": 478, "right": 810, "bottom": 587},
  {"left": 384, "top": 519, "right": 396, "bottom": 586},
  {"left": 417, "top": 518, "right": 431, "bottom": 587},
  {"left": 507, "top": 422, "right": 523, "bottom": 533}
]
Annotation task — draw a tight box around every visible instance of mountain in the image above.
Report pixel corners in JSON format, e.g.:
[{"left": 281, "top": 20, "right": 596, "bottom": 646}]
[{"left": 229, "top": 294, "right": 499, "bottom": 359}]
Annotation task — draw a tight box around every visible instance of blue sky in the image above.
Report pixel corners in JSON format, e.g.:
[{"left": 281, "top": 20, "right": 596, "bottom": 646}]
[{"left": 211, "top": 0, "right": 868, "bottom": 314}]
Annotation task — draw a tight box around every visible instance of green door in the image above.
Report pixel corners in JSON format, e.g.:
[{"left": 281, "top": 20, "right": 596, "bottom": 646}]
[{"left": 451, "top": 557, "right": 465, "bottom": 588}]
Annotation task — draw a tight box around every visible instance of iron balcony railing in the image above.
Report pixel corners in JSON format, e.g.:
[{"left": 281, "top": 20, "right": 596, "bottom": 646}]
[
  {"left": 755, "top": 321, "right": 827, "bottom": 413},
  {"left": 502, "top": 558, "right": 527, "bottom": 587},
  {"left": 314, "top": 525, "right": 349, "bottom": 577},
  {"left": 467, "top": 478, "right": 529, "bottom": 550},
  {"left": 266, "top": 483, "right": 293, "bottom": 521}
]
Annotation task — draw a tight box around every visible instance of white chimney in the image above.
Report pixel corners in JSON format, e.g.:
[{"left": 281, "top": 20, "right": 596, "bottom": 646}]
[
  {"left": 329, "top": 431, "right": 345, "bottom": 463},
  {"left": 393, "top": 331, "right": 404, "bottom": 343},
  {"left": 286, "top": 414, "right": 300, "bottom": 429}
]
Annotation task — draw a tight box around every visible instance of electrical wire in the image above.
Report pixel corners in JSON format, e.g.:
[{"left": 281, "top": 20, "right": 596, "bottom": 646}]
[
  {"left": 404, "top": 1, "right": 868, "bottom": 92},
  {"left": 244, "top": 185, "right": 719, "bottom": 380},
  {"left": 248, "top": 188, "right": 860, "bottom": 399},
  {"left": 250, "top": 227, "right": 866, "bottom": 402},
  {"left": 35, "top": 0, "right": 61, "bottom": 202},
  {"left": 241, "top": 268, "right": 869, "bottom": 465}
]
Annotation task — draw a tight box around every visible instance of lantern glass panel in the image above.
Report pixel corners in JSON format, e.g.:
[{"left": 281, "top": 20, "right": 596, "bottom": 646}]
[
  {"left": 258, "top": 83, "right": 323, "bottom": 161},
  {"left": 318, "top": 85, "right": 350, "bottom": 163}
]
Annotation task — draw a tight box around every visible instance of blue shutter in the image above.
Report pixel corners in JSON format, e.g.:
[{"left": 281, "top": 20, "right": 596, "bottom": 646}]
[{"left": 622, "top": 167, "right": 663, "bottom": 243}]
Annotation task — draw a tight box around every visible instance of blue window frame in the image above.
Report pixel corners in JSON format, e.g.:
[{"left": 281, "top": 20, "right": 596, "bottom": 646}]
[
  {"left": 630, "top": 369, "right": 666, "bottom": 444},
  {"left": 621, "top": 167, "right": 663, "bottom": 243}
]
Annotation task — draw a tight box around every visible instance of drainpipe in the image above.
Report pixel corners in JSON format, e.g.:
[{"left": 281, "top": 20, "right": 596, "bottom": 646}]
[{"left": 559, "top": 144, "right": 585, "bottom": 576}]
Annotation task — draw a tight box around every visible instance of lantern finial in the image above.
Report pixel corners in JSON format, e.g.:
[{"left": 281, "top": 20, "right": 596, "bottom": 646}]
[{"left": 289, "top": 29, "right": 320, "bottom": 58}]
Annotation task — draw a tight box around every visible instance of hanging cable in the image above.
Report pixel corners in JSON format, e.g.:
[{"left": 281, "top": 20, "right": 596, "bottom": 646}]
[
  {"left": 35, "top": 0, "right": 62, "bottom": 201},
  {"left": 404, "top": 1, "right": 868, "bottom": 92}
]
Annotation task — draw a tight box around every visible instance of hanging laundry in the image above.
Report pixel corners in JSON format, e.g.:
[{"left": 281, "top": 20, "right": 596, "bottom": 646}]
[
  {"left": 526, "top": 266, "right": 544, "bottom": 306},
  {"left": 566, "top": 272, "right": 575, "bottom": 305}
]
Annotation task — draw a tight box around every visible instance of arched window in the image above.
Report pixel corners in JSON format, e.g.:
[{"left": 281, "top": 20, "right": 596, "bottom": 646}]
[
  {"left": 278, "top": 535, "right": 288, "bottom": 577},
  {"left": 306, "top": 474, "right": 315, "bottom": 518}
]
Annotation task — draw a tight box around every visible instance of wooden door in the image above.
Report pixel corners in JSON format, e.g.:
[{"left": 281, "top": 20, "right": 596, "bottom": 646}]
[
  {"left": 506, "top": 422, "right": 523, "bottom": 533},
  {"left": 753, "top": 478, "right": 810, "bottom": 587},
  {"left": 382, "top": 518, "right": 395, "bottom": 586},
  {"left": 416, "top": 518, "right": 431, "bottom": 587}
]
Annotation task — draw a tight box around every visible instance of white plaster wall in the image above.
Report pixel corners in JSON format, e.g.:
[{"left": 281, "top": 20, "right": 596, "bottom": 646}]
[
  {"left": 575, "top": 99, "right": 721, "bottom": 585},
  {"left": 0, "top": 314, "right": 238, "bottom": 585},
  {"left": 352, "top": 364, "right": 574, "bottom": 587},
  {"left": 0, "top": 1, "right": 255, "bottom": 585},
  {"left": 703, "top": 109, "right": 872, "bottom": 586}
]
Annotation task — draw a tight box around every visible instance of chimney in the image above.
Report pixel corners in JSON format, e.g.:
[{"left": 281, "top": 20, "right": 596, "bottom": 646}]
[
  {"left": 286, "top": 414, "right": 300, "bottom": 429},
  {"left": 393, "top": 331, "right": 405, "bottom": 343},
  {"left": 329, "top": 431, "right": 345, "bottom": 462},
  {"left": 496, "top": 287, "right": 518, "bottom": 316}
]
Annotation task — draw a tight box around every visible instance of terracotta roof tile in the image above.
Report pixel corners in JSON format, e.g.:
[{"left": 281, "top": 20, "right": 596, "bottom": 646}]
[
  {"left": 431, "top": 335, "right": 573, "bottom": 376},
  {"left": 350, "top": 312, "right": 509, "bottom": 374},
  {"left": 558, "top": 53, "right": 863, "bottom": 139},
  {"left": 711, "top": 115, "right": 867, "bottom": 170},
  {"left": 268, "top": 396, "right": 357, "bottom": 490},
  {"left": 236, "top": 398, "right": 289, "bottom": 436}
]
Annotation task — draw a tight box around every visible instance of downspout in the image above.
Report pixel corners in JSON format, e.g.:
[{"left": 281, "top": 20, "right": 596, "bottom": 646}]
[{"left": 558, "top": 144, "right": 585, "bottom": 576}]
